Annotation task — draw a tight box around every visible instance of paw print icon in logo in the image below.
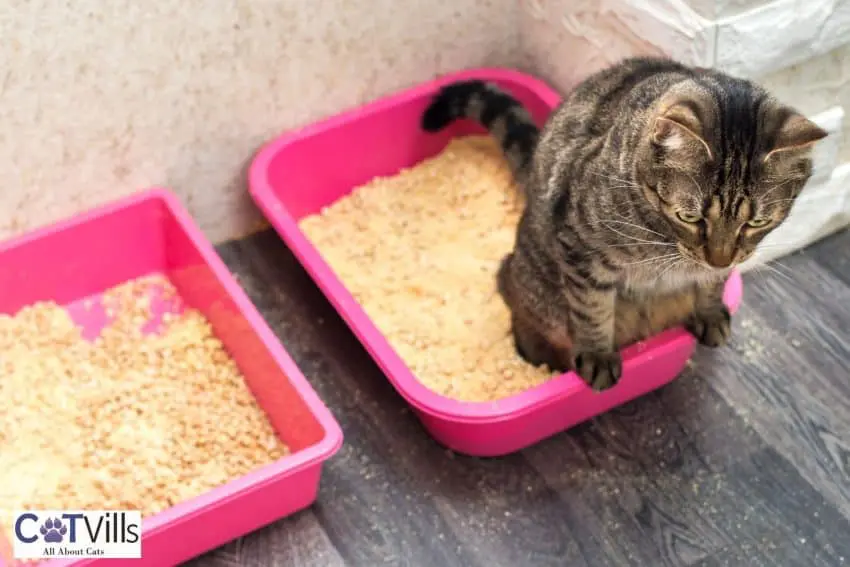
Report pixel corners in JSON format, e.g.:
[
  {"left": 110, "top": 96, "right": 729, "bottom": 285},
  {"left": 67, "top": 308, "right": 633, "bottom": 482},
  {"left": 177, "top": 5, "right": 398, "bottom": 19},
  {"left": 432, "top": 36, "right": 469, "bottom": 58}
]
[{"left": 40, "top": 517, "right": 68, "bottom": 543}]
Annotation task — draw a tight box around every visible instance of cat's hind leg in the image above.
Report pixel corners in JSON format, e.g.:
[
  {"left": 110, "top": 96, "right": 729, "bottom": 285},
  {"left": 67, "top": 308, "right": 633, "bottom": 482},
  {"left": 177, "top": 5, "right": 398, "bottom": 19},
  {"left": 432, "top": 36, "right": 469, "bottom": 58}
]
[
  {"left": 497, "top": 251, "right": 572, "bottom": 373},
  {"left": 510, "top": 312, "right": 571, "bottom": 373}
]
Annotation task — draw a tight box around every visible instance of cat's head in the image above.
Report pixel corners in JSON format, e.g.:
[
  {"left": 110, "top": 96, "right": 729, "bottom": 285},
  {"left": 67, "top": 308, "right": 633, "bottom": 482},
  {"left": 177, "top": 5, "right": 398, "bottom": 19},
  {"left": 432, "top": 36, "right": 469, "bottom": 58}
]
[{"left": 635, "top": 76, "right": 828, "bottom": 270}]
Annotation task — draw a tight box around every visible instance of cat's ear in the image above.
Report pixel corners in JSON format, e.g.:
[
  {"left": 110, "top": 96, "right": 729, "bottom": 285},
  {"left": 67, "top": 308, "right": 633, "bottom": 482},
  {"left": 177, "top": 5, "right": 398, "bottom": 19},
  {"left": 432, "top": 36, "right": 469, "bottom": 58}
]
[
  {"left": 650, "top": 102, "right": 713, "bottom": 161},
  {"left": 764, "top": 112, "right": 828, "bottom": 163}
]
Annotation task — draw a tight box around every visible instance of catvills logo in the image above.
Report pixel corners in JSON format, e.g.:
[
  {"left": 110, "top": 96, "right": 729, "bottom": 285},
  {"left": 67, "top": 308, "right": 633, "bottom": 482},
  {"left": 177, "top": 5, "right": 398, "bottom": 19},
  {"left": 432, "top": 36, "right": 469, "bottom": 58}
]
[{"left": 12, "top": 510, "right": 142, "bottom": 560}]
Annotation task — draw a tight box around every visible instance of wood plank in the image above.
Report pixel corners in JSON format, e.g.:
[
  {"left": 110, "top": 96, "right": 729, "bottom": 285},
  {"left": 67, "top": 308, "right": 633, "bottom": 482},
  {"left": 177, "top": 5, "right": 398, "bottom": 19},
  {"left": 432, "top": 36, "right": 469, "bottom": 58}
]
[
  {"left": 186, "top": 511, "right": 346, "bottom": 567},
  {"left": 719, "top": 447, "right": 850, "bottom": 566},
  {"left": 655, "top": 370, "right": 766, "bottom": 474},
  {"left": 523, "top": 410, "right": 734, "bottom": 567},
  {"left": 520, "top": 426, "right": 653, "bottom": 567},
  {"left": 692, "top": 546, "right": 781, "bottom": 567},
  {"left": 806, "top": 227, "right": 850, "bottom": 285},
  {"left": 742, "top": 252, "right": 850, "bottom": 402}
]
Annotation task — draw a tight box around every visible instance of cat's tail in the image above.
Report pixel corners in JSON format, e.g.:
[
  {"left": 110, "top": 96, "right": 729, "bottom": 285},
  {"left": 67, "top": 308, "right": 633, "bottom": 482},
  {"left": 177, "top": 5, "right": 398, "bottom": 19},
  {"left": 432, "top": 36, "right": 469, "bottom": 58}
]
[{"left": 421, "top": 80, "right": 539, "bottom": 182}]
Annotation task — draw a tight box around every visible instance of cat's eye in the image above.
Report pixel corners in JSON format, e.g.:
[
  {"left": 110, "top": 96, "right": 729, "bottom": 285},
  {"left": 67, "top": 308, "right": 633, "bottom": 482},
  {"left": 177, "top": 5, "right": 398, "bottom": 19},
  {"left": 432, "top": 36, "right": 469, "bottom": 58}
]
[
  {"left": 676, "top": 211, "right": 702, "bottom": 223},
  {"left": 747, "top": 218, "right": 771, "bottom": 228}
]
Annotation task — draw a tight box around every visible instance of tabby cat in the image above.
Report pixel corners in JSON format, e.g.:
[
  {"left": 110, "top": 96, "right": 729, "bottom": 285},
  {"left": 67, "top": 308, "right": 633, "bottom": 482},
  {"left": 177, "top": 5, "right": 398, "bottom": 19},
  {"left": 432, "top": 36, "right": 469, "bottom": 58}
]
[{"left": 421, "top": 57, "right": 827, "bottom": 391}]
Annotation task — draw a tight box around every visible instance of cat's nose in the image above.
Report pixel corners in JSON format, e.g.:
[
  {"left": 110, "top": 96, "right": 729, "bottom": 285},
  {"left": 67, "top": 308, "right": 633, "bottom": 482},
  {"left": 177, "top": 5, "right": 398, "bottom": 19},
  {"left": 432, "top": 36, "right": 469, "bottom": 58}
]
[{"left": 705, "top": 247, "right": 735, "bottom": 268}]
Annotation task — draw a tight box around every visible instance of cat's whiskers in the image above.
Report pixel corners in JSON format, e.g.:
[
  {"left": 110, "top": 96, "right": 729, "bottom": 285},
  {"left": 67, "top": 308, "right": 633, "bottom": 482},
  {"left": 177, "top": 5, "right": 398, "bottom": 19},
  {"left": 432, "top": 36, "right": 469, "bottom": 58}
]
[
  {"left": 611, "top": 211, "right": 653, "bottom": 228},
  {"left": 751, "top": 262, "right": 796, "bottom": 285},
  {"left": 601, "top": 223, "right": 671, "bottom": 246},
  {"left": 766, "top": 258, "right": 797, "bottom": 279},
  {"left": 599, "top": 219, "right": 666, "bottom": 238},
  {"left": 653, "top": 257, "right": 684, "bottom": 284},
  {"left": 606, "top": 241, "right": 677, "bottom": 249},
  {"left": 622, "top": 253, "right": 680, "bottom": 267},
  {"left": 612, "top": 211, "right": 637, "bottom": 221},
  {"left": 754, "top": 238, "right": 829, "bottom": 254},
  {"left": 588, "top": 170, "right": 640, "bottom": 188}
]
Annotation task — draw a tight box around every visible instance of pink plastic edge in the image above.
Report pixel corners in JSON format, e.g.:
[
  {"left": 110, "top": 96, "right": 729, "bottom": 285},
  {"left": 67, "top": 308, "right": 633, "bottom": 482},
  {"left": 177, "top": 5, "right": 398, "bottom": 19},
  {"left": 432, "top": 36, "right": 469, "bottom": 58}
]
[
  {"left": 0, "top": 188, "right": 343, "bottom": 565},
  {"left": 247, "top": 67, "right": 745, "bottom": 425}
]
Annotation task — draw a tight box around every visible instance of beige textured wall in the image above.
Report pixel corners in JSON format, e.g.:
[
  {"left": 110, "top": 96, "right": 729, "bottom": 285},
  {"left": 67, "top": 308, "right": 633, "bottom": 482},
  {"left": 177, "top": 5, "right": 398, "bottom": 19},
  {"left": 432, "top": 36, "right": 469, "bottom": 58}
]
[
  {"left": 0, "top": 0, "right": 519, "bottom": 244},
  {"left": 518, "top": 0, "right": 714, "bottom": 95}
]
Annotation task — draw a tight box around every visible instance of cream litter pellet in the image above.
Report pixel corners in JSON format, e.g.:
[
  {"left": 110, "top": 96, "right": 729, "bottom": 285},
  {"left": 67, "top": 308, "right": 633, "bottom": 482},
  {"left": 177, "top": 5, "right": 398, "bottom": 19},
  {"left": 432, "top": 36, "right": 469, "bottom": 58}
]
[
  {"left": 0, "top": 274, "right": 288, "bottom": 548},
  {"left": 299, "top": 135, "right": 559, "bottom": 402}
]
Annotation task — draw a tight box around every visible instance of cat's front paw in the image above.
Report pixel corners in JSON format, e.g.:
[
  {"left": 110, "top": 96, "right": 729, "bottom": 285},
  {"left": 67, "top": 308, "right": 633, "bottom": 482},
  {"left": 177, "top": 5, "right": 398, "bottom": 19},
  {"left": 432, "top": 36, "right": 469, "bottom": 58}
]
[
  {"left": 573, "top": 350, "right": 623, "bottom": 391},
  {"left": 686, "top": 305, "right": 731, "bottom": 347}
]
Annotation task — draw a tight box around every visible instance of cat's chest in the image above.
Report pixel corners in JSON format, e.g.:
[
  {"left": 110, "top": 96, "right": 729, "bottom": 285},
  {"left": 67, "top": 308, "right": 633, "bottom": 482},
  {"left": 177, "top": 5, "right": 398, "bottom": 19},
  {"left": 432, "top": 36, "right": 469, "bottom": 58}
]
[{"left": 620, "top": 263, "right": 699, "bottom": 296}]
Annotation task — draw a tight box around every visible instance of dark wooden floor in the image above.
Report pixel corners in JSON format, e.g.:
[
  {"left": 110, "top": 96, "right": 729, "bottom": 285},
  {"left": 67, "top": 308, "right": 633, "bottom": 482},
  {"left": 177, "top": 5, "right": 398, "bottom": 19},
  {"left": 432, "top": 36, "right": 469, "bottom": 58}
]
[{"left": 187, "top": 227, "right": 850, "bottom": 567}]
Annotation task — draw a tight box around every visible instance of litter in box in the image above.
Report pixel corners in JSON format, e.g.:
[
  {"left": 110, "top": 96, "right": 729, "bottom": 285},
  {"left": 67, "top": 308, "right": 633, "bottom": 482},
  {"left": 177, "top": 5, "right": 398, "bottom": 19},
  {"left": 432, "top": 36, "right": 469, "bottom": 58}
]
[
  {"left": 298, "top": 136, "right": 560, "bottom": 403},
  {"left": 0, "top": 274, "right": 288, "bottom": 546}
]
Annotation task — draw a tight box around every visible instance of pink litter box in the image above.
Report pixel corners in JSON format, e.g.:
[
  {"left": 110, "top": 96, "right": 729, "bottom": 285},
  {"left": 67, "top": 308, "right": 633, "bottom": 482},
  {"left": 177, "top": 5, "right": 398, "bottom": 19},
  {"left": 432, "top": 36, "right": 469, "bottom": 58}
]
[
  {"left": 0, "top": 189, "right": 343, "bottom": 567},
  {"left": 248, "top": 67, "right": 743, "bottom": 458}
]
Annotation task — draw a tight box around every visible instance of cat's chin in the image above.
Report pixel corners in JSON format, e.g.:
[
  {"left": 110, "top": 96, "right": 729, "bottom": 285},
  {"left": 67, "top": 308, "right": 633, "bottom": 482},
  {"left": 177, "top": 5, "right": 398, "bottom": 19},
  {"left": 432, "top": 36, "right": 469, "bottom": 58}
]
[
  {"left": 692, "top": 261, "right": 735, "bottom": 275},
  {"left": 710, "top": 265, "right": 736, "bottom": 276},
  {"left": 696, "top": 258, "right": 745, "bottom": 275},
  {"left": 678, "top": 256, "right": 734, "bottom": 281}
]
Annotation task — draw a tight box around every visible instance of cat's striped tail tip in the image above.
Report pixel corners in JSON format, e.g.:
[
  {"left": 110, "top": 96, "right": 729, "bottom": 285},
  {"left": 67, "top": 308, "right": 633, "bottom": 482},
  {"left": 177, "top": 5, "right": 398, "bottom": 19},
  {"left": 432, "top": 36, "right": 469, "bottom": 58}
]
[
  {"left": 421, "top": 91, "right": 455, "bottom": 132},
  {"left": 421, "top": 80, "right": 487, "bottom": 133}
]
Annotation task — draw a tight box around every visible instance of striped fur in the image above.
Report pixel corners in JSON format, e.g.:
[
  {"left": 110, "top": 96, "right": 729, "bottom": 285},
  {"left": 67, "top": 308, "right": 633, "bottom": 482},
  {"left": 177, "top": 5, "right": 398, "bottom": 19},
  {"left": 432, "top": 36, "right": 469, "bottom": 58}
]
[
  {"left": 462, "top": 57, "right": 826, "bottom": 390},
  {"left": 422, "top": 80, "right": 539, "bottom": 187}
]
